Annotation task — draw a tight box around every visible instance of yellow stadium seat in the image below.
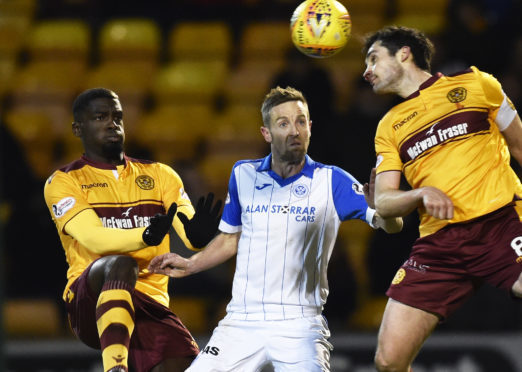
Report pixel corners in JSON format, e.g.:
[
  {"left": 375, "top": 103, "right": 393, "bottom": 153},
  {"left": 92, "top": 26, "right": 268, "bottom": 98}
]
[
  {"left": 348, "top": 295, "right": 388, "bottom": 331},
  {"left": 169, "top": 297, "right": 208, "bottom": 335},
  {"left": 0, "top": 0, "right": 36, "bottom": 18},
  {"left": 222, "top": 61, "right": 277, "bottom": 106},
  {"left": 151, "top": 60, "right": 228, "bottom": 106},
  {"left": 208, "top": 103, "right": 267, "bottom": 159},
  {"left": 391, "top": 13, "right": 446, "bottom": 35},
  {"left": 345, "top": 0, "right": 387, "bottom": 17},
  {"left": 349, "top": 13, "right": 386, "bottom": 40},
  {"left": 84, "top": 61, "right": 153, "bottom": 135},
  {"left": 134, "top": 105, "right": 212, "bottom": 163},
  {"left": 337, "top": 219, "right": 376, "bottom": 296},
  {"left": 0, "top": 56, "right": 17, "bottom": 100},
  {"left": 26, "top": 19, "right": 91, "bottom": 63},
  {"left": 168, "top": 21, "right": 233, "bottom": 63},
  {"left": 396, "top": 0, "right": 449, "bottom": 17},
  {"left": 4, "top": 298, "right": 62, "bottom": 337},
  {"left": 198, "top": 154, "right": 239, "bottom": 197},
  {"left": 0, "top": 14, "right": 31, "bottom": 58},
  {"left": 3, "top": 109, "right": 56, "bottom": 178},
  {"left": 239, "top": 21, "right": 293, "bottom": 66},
  {"left": 98, "top": 18, "right": 161, "bottom": 73},
  {"left": 10, "top": 61, "right": 84, "bottom": 134}
]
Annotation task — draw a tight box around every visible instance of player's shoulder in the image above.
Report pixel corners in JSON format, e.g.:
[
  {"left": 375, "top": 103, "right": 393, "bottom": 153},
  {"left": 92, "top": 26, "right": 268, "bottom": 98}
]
[
  {"left": 126, "top": 156, "right": 170, "bottom": 174},
  {"left": 232, "top": 158, "right": 264, "bottom": 171},
  {"left": 45, "top": 158, "right": 86, "bottom": 185},
  {"left": 446, "top": 66, "right": 493, "bottom": 83}
]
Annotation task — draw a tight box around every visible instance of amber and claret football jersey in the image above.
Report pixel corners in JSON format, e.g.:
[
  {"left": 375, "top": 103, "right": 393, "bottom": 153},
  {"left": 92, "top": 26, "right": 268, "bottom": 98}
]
[
  {"left": 375, "top": 66, "right": 520, "bottom": 237},
  {"left": 44, "top": 155, "right": 196, "bottom": 307}
]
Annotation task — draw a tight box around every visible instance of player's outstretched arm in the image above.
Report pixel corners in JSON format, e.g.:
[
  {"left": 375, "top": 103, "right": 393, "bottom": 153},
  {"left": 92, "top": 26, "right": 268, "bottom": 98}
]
[
  {"left": 178, "top": 192, "right": 223, "bottom": 249},
  {"left": 149, "top": 231, "right": 240, "bottom": 278}
]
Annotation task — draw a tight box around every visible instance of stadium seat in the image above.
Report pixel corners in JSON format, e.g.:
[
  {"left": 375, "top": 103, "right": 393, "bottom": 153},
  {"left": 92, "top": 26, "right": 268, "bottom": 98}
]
[
  {"left": 168, "top": 21, "right": 233, "bottom": 63},
  {"left": 26, "top": 19, "right": 91, "bottom": 64},
  {"left": 391, "top": 13, "right": 446, "bottom": 35},
  {"left": 0, "top": 14, "right": 31, "bottom": 59},
  {"left": 0, "top": 56, "right": 17, "bottom": 101},
  {"left": 0, "top": 0, "right": 36, "bottom": 18},
  {"left": 337, "top": 219, "right": 376, "bottom": 300},
  {"left": 134, "top": 105, "right": 212, "bottom": 163},
  {"left": 198, "top": 154, "right": 239, "bottom": 198},
  {"left": 3, "top": 109, "right": 56, "bottom": 179},
  {"left": 84, "top": 61, "right": 153, "bottom": 135},
  {"left": 348, "top": 295, "right": 388, "bottom": 330},
  {"left": 169, "top": 297, "right": 208, "bottom": 335},
  {"left": 239, "top": 21, "right": 293, "bottom": 67},
  {"left": 9, "top": 61, "right": 84, "bottom": 134},
  {"left": 396, "top": 0, "right": 449, "bottom": 17},
  {"left": 4, "top": 298, "right": 62, "bottom": 337},
  {"left": 222, "top": 61, "right": 277, "bottom": 106},
  {"left": 344, "top": 0, "right": 387, "bottom": 17},
  {"left": 209, "top": 103, "right": 266, "bottom": 157},
  {"left": 151, "top": 60, "right": 228, "bottom": 106},
  {"left": 98, "top": 18, "right": 161, "bottom": 73}
]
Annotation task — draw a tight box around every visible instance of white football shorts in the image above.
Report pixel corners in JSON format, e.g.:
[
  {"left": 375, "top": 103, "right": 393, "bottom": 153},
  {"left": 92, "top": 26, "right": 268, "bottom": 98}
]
[{"left": 186, "top": 315, "right": 333, "bottom": 371}]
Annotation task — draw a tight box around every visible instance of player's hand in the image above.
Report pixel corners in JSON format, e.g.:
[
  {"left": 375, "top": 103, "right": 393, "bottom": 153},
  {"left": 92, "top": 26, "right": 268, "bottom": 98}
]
[
  {"left": 363, "top": 168, "right": 376, "bottom": 209},
  {"left": 142, "top": 203, "right": 177, "bottom": 246},
  {"left": 420, "top": 187, "right": 454, "bottom": 220},
  {"left": 148, "top": 253, "right": 191, "bottom": 277},
  {"left": 178, "top": 192, "right": 222, "bottom": 249}
]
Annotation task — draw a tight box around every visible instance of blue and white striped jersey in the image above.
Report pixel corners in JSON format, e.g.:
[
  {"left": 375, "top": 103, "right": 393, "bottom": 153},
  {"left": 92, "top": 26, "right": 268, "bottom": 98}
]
[{"left": 219, "top": 154, "right": 376, "bottom": 321}]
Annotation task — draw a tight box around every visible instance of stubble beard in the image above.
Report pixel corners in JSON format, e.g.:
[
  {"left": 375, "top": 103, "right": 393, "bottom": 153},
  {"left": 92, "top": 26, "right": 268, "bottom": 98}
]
[
  {"left": 102, "top": 141, "right": 124, "bottom": 161},
  {"left": 374, "top": 62, "right": 404, "bottom": 95},
  {"left": 280, "top": 147, "right": 306, "bottom": 164}
]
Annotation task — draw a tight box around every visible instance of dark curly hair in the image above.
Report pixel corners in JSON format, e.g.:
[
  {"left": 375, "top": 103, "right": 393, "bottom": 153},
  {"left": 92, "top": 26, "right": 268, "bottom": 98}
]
[{"left": 364, "top": 26, "right": 435, "bottom": 71}]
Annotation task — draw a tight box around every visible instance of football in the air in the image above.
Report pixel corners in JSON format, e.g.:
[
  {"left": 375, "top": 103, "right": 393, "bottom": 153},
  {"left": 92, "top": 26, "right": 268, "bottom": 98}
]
[{"left": 290, "top": 0, "right": 352, "bottom": 58}]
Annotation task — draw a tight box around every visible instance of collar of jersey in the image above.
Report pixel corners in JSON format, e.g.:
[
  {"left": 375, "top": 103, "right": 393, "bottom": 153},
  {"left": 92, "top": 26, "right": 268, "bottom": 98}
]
[
  {"left": 257, "top": 154, "right": 315, "bottom": 186},
  {"left": 81, "top": 154, "right": 128, "bottom": 170},
  {"left": 405, "top": 72, "right": 443, "bottom": 100}
]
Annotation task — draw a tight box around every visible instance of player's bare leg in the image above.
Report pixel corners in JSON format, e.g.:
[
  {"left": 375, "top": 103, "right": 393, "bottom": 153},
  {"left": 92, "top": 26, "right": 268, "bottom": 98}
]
[
  {"left": 374, "top": 299, "right": 439, "bottom": 372},
  {"left": 512, "top": 272, "right": 522, "bottom": 297}
]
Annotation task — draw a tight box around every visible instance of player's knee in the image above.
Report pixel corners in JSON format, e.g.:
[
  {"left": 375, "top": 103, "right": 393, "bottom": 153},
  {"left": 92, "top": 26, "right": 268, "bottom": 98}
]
[
  {"left": 512, "top": 272, "right": 522, "bottom": 298},
  {"left": 374, "top": 349, "right": 408, "bottom": 372},
  {"left": 104, "top": 255, "right": 139, "bottom": 283}
]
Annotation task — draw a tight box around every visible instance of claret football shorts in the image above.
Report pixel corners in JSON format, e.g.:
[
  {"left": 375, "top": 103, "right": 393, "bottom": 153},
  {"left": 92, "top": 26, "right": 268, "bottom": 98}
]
[
  {"left": 387, "top": 203, "right": 522, "bottom": 320},
  {"left": 65, "top": 260, "right": 199, "bottom": 371}
]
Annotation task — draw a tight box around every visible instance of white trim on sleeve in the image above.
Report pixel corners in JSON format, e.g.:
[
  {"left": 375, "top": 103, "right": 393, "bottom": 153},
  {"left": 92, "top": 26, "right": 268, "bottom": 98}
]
[
  {"left": 219, "top": 220, "right": 242, "bottom": 234},
  {"left": 366, "top": 207, "right": 377, "bottom": 229},
  {"left": 496, "top": 91, "right": 517, "bottom": 131}
]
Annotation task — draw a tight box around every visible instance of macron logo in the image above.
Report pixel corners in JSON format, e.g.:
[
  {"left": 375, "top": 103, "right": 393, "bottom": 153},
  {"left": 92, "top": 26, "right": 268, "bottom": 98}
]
[{"left": 255, "top": 183, "right": 271, "bottom": 190}]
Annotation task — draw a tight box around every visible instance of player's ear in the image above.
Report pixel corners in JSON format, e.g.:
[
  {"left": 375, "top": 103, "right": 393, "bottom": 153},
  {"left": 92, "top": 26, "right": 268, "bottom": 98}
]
[
  {"left": 260, "top": 125, "right": 272, "bottom": 143},
  {"left": 399, "top": 46, "right": 411, "bottom": 63},
  {"left": 72, "top": 121, "right": 82, "bottom": 138}
]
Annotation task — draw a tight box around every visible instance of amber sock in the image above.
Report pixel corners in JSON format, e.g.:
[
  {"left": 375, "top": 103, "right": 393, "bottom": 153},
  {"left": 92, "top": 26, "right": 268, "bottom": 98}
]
[{"left": 96, "top": 280, "right": 135, "bottom": 372}]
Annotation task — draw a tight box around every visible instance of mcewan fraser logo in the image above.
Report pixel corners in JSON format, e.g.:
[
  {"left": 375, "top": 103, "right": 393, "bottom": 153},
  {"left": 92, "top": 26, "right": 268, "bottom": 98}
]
[
  {"left": 81, "top": 182, "right": 108, "bottom": 189},
  {"left": 136, "top": 175, "right": 154, "bottom": 190},
  {"left": 447, "top": 87, "right": 467, "bottom": 103},
  {"left": 393, "top": 111, "right": 418, "bottom": 131}
]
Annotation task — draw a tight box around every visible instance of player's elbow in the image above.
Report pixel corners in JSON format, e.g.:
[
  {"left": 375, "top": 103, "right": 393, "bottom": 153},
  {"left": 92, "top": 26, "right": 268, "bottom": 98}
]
[{"left": 382, "top": 217, "right": 403, "bottom": 234}]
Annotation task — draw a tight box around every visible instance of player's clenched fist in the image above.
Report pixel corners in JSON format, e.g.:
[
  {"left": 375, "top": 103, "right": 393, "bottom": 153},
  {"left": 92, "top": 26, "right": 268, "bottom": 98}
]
[
  {"left": 148, "top": 253, "right": 191, "bottom": 278},
  {"left": 420, "top": 186, "right": 454, "bottom": 220}
]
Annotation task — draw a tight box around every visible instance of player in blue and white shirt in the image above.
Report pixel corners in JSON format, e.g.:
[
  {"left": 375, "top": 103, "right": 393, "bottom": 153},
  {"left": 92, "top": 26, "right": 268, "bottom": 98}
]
[{"left": 150, "top": 87, "right": 403, "bottom": 371}]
